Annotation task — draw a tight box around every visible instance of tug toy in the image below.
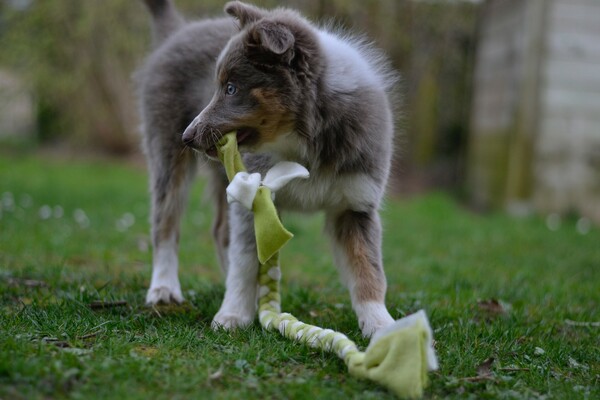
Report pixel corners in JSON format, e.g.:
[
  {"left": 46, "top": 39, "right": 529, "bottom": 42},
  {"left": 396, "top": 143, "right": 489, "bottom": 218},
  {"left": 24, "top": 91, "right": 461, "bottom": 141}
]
[{"left": 217, "top": 133, "right": 438, "bottom": 399}]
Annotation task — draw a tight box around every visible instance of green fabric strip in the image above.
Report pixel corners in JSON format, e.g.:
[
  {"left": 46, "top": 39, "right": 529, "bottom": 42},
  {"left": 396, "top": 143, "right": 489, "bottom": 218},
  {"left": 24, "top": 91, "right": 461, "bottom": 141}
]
[
  {"left": 217, "top": 132, "right": 246, "bottom": 181},
  {"left": 251, "top": 187, "right": 293, "bottom": 264},
  {"left": 217, "top": 133, "right": 292, "bottom": 263}
]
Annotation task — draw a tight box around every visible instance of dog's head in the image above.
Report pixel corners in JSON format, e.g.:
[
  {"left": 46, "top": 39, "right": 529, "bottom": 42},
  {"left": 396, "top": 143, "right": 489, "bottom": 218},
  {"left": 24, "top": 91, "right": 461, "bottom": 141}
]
[{"left": 182, "top": 1, "right": 320, "bottom": 159}]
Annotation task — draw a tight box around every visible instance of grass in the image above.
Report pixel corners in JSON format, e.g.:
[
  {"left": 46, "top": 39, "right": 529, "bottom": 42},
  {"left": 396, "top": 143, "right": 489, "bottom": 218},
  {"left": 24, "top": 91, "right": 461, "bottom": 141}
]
[{"left": 1, "top": 153, "right": 598, "bottom": 399}]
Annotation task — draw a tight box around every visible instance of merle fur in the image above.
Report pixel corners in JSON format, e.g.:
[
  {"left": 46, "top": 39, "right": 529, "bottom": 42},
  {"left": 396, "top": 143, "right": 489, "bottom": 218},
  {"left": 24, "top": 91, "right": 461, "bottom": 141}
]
[{"left": 138, "top": 0, "right": 399, "bottom": 335}]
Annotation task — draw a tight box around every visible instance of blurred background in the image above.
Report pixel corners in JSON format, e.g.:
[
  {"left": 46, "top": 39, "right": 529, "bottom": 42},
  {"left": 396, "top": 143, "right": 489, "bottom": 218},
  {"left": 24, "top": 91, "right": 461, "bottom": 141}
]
[{"left": 0, "top": 0, "right": 598, "bottom": 224}]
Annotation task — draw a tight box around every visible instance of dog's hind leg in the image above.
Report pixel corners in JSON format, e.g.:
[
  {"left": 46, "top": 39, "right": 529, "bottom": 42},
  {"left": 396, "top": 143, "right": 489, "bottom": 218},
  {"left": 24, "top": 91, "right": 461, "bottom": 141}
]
[
  {"left": 145, "top": 141, "right": 197, "bottom": 305},
  {"left": 326, "top": 209, "right": 395, "bottom": 337}
]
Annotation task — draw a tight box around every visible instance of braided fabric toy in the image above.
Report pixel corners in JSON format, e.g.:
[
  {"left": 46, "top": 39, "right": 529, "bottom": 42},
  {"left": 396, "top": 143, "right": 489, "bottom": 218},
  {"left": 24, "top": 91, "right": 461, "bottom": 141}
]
[{"left": 217, "top": 133, "right": 438, "bottom": 399}]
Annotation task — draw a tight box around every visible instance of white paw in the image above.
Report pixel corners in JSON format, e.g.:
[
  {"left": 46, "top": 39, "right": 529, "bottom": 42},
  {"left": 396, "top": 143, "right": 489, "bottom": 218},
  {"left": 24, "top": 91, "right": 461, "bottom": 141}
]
[
  {"left": 147, "top": 237, "right": 183, "bottom": 305},
  {"left": 146, "top": 285, "right": 184, "bottom": 305},
  {"left": 211, "top": 310, "right": 254, "bottom": 330},
  {"left": 355, "top": 302, "right": 395, "bottom": 338}
]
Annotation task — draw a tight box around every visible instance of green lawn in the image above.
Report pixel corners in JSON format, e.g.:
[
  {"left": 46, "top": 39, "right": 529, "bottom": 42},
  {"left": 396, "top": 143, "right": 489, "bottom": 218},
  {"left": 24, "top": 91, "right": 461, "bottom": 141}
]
[{"left": 1, "top": 154, "right": 598, "bottom": 399}]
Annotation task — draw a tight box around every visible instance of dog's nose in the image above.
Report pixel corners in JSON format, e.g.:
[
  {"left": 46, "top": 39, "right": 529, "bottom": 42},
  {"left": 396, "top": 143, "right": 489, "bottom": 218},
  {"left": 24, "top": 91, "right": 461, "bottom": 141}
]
[{"left": 182, "top": 123, "right": 196, "bottom": 146}]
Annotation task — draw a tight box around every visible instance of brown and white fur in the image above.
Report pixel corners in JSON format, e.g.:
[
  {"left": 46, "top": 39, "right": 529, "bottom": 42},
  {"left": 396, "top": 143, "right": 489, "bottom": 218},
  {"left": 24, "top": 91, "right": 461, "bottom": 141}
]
[{"left": 138, "top": 0, "right": 398, "bottom": 337}]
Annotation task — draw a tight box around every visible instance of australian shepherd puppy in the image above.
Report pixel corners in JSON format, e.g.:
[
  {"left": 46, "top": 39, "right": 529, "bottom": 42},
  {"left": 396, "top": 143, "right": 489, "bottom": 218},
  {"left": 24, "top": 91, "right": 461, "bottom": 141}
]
[{"left": 138, "top": 0, "right": 398, "bottom": 337}]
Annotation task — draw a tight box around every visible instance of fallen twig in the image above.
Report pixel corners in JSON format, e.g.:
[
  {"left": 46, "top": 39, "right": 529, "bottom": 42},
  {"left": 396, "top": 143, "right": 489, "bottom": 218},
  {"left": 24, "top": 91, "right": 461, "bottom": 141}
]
[
  {"left": 89, "top": 300, "right": 127, "bottom": 310},
  {"left": 78, "top": 331, "right": 100, "bottom": 340},
  {"left": 42, "top": 337, "right": 70, "bottom": 348},
  {"left": 457, "top": 375, "right": 495, "bottom": 383},
  {"left": 499, "top": 367, "right": 530, "bottom": 372}
]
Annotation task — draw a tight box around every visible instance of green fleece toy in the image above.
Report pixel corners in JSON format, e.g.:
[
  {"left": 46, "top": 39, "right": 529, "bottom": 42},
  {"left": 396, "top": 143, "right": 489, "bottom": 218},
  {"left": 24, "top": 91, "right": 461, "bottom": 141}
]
[{"left": 217, "top": 132, "right": 438, "bottom": 399}]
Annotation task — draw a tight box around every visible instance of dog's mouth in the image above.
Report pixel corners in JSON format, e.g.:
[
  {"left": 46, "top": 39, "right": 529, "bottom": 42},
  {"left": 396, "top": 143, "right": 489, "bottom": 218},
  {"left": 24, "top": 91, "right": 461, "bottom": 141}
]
[{"left": 205, "top": 128, "right": 258, "bottom": 158}]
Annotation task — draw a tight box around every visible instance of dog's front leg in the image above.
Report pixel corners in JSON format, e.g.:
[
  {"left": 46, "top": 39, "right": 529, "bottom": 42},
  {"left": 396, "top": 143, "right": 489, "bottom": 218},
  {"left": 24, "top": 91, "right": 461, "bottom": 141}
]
[
  {"left": 326, "top": 209, "right": 395, "bottom": 337},
  {"left": 145, "top": 147, "right": 197, "bottom": 305},
  {"left": 212, "top": 202, "right": 259, "bottom": 329}
]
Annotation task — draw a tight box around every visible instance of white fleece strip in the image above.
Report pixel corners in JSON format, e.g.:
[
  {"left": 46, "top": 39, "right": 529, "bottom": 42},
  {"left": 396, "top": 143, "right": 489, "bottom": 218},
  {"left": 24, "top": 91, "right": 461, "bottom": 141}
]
[
  {"left": 226, "top": 162, "right": 309, "bottom": 209},
  {"left": 259, "top": 285, "right": 270, "bottom": 297}
]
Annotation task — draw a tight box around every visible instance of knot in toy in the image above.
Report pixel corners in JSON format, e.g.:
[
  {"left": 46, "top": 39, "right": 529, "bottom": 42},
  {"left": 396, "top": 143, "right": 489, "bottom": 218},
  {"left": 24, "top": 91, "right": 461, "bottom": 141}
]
[
  {"left": 217, "top": 135, "right": 309, "bottom": 264},
  {"left": 226, "top": 161, "right": 309, "bottom": 208}
]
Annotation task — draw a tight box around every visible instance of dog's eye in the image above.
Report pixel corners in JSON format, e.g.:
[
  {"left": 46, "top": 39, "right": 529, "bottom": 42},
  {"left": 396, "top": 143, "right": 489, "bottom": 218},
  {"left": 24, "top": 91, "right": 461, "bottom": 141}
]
[{"left": 225, "top": 83, "right": 237, "bottom": 96}]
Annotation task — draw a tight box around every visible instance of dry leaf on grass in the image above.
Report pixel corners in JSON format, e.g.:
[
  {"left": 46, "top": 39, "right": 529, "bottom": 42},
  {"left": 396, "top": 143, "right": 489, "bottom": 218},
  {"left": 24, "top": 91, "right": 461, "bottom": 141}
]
[
  {"left": 455, "top": 357, "right": 496, "bottom": 383},
  {"left": 476, "top": 357, "right": 495, "bottom": 378},
  {"left": 475, "top": 298, "right": 511, "bottom": 320}
]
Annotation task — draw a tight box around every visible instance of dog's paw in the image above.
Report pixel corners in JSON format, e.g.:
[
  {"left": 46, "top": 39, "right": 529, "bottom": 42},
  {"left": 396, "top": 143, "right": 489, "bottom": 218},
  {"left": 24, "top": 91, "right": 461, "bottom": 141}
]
[
  {"left": 211, "top": 311, "right": 254, "bottom": 331},
  {"left": 145, "top": 285, "right": 184, "bottom": 305},
  {"left": 355, "top": 302, "right": 395, "bottom": 338}
]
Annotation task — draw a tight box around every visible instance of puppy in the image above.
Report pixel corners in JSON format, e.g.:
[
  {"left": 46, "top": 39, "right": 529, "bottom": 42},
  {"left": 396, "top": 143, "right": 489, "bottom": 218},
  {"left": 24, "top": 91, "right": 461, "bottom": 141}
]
[{"left": 138, "top": 0, "right": 398, "bottom": 337}]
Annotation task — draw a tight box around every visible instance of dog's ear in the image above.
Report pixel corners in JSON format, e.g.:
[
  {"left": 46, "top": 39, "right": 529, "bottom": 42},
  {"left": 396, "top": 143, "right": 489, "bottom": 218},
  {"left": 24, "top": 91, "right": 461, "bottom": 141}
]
[
  {"left": 225, "top": 1, "right": 266, "bottom": 27},
  {"left": 249, "top": 20, "right": 295, "bottom": 62}
]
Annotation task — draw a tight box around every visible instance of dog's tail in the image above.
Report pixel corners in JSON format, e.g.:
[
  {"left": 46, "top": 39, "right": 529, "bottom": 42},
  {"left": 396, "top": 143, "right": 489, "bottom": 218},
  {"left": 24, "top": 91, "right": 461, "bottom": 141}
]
[{"left": 142, "top": 0, "right": 184, "bottom": 46}]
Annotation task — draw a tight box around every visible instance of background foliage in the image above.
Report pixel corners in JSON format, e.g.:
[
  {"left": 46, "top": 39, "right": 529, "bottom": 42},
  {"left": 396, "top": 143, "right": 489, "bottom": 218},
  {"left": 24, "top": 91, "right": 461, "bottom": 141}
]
[{"left": 0, "top": 0, "right": 478, "bottom": 187}]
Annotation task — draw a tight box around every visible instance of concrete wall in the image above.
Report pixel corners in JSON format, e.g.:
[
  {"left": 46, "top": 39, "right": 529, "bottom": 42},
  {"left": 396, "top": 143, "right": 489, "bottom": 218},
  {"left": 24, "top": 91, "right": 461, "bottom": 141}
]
[
  {"left": 469, "top": 0, "right": 600, "bottom": 222},
  {"left": 534, "top": 0, "right": 600, "bottom": 221},
  {"left": 468, "top": 0, "right": 531, "bottom": 208}
]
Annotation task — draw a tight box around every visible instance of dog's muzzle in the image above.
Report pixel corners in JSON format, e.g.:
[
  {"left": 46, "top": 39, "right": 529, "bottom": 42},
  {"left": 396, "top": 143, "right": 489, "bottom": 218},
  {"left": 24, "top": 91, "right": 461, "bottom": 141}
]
[
  {"left": 182, "top": 119, "right": 199, "bottom": 147},
  {"left": 181, "top": 114, "right": 221, "bottom": 156}
]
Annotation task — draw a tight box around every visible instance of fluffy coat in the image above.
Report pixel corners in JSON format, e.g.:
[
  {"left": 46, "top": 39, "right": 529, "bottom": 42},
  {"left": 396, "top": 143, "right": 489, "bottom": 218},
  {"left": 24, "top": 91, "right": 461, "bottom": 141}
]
[{"left": 138, "top": 0, "right": 398, "bottom": 337}]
